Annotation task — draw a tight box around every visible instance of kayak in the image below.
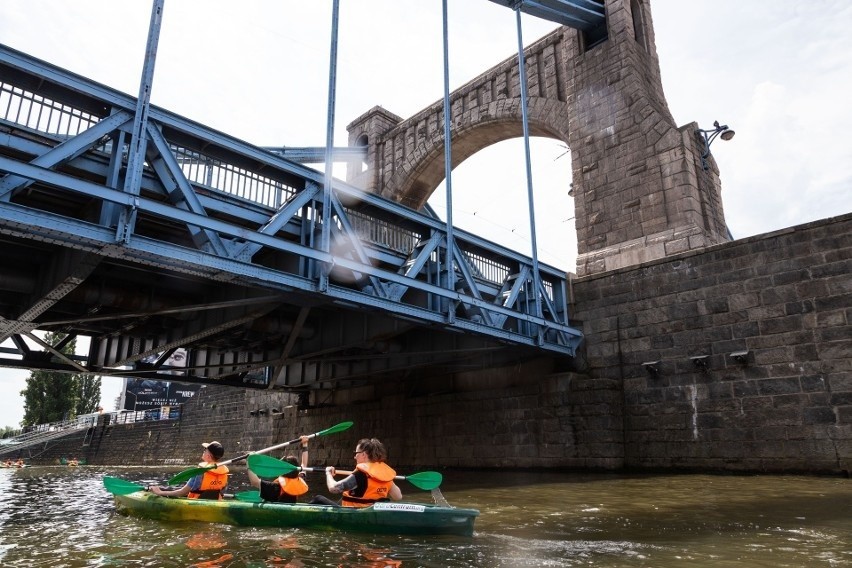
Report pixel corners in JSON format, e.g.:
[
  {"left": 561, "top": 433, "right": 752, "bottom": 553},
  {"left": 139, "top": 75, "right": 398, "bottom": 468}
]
[{"left": 113, "top": 491, "right": 478, "bottom": 536}]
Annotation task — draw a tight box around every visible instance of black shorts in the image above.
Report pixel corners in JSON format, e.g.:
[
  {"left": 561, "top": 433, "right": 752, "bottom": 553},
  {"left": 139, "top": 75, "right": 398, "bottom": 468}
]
[{"left": 259, "top": 479, "right": 296, "bottom": 503}]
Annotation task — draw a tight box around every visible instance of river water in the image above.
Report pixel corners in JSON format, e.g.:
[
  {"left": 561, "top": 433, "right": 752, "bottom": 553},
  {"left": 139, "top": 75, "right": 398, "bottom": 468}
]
[{"left": 0, "top": 466, "right": 848, "bottom": 567}]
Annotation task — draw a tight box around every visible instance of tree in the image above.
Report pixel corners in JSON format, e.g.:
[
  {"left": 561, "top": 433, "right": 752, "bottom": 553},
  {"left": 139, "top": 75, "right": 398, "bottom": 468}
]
[
  {"left": 74, "top": 372, "right": 101, "bottom": 416},
  {"left": 21, "top": 366, "right": 75, "bottom": 425},
  {"left": 20, "top": 332, "right": 101, "bottom": 426}
]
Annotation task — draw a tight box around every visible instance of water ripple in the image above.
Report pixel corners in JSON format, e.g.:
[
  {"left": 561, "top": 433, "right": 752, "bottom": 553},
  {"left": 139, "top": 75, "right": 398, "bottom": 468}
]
[{"left": 0, "top": 468, "right": 849, "bottom": 567}]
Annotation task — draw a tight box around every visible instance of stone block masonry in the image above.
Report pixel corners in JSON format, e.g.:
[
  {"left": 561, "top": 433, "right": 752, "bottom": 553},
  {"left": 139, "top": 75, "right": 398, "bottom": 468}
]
[
  {"left": 30, "top": 365, "right": 624, "bottom": 473},
  {"left": 347, "top": 0, "right": 732, "bottom": 277},
  {"left": 34, "top": 213, "right": 849, "bottom": 475},
  {"left": 572, "top": 212, "right": 852, "bottom": 474}
]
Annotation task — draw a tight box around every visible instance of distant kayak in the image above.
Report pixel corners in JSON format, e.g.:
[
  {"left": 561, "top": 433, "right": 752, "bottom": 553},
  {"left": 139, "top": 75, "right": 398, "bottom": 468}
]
[{"left": 113, "top": 490, "right": 478, "bottom": 536}]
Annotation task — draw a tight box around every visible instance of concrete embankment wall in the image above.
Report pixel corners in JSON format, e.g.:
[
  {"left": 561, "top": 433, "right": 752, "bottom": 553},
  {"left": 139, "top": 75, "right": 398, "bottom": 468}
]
[{"left": 29, "top": 213, "right": 850, "bottom": 475}]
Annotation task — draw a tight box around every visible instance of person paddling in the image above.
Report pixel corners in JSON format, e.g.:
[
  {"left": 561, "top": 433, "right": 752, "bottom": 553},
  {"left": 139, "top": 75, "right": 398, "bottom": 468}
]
[
  {"left": 310, "top": 438, "right": 402, "bottom": 507},
  {"left": 247, "top": 435, "right": 311, "bottom": 503},
  {"left": 149, "top": 441, "right": 229, "bottom": 500}
]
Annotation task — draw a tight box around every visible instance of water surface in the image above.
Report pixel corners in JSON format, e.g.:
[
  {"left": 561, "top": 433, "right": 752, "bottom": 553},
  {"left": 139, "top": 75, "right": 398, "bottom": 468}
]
[{"left": 0, "top": 467, "right": 848, "bottom": 567}]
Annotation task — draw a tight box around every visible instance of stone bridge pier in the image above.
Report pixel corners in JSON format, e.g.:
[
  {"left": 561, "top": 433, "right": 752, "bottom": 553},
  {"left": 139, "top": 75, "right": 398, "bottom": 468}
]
[{"left": 345, "top": 0, "right": 730, "bottom": 276}]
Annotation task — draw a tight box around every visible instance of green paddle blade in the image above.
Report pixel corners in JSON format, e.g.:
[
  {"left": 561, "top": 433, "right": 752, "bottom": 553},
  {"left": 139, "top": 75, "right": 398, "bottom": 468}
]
[
  {"left": 247, "top": 454, "right": 299, "bottom": 478},
  {"left": 316, "top": 421, "right": 353, "bottom": 437},
  {"left": 103, "top": 476, "right": 145, "bottom": 495},
  {"left": 234, "top": 490, "right": 262, "bottom": 503},
  {"left": 404, "top": 471, "right": 443, "bottom": 491},
  {"left": 168, "top": 466, "right": 212, "bottom": 485}
]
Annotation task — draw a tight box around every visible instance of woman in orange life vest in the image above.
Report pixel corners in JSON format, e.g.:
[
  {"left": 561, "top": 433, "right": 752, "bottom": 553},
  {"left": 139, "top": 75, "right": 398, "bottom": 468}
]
[
  {"left": 247, "top": 435, "right": 311, "bottom": 503},
  {"left": 149, "top": 441, "right": 229, "bottom": 500},
  {"left": 312, "top": 438, "right": 402, "bottom": 507}
]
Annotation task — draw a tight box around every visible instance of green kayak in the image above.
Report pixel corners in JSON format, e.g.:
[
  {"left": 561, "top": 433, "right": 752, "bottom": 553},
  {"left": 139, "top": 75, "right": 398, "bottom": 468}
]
[{"left": 113, "top": 491, "right": 478, "bottom": 536}]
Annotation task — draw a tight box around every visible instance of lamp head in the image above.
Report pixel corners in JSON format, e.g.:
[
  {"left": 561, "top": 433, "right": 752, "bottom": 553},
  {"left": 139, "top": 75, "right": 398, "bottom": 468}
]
[{"left": 721, "top": 129, "right": 735, "bottom": 141}]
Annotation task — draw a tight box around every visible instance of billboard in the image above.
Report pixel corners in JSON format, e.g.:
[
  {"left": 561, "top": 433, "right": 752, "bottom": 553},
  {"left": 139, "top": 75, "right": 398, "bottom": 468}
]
[
  {"left": 123, "top": 348, "right": 201, "bottom": 410},
  {"left": 122, "top": 378, "right": 202, "bottom": 411}
]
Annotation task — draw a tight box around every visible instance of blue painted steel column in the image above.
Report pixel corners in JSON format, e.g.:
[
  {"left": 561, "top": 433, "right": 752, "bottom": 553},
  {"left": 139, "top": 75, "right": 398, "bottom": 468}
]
[
  {"left": 118, "top": 0, "right": 164, "bottom": 243},
  {"left": 441, "top": 0, "right": 456, "bottom": 322},
  {"left": 514, "top": 7, "right": 544, "bottom": 325},
  {"left": 319, "top": 0, "right": 341, "bottom": 292}
]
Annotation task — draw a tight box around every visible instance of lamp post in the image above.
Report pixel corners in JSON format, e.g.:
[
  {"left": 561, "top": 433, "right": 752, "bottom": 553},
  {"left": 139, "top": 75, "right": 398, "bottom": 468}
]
[
  {"left": 696, "top": 120, "right": 735, "bottom": 170},
  {"left": 124, "top": 390, "right": 138, "bottom": 412}
]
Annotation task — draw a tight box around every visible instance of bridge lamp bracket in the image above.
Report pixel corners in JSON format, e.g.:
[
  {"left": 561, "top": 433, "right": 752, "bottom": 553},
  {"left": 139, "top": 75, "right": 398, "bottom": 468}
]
[{"left": 696, "top": 120, "right": 735, "bottom": 170}]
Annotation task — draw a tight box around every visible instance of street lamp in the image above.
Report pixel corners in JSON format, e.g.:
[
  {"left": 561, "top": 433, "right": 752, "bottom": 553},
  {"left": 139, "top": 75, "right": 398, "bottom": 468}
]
[
  {"left": 124, "top": 390, "right": 138, "bottom": 412},
  {"left": 696, "top": 120, "right": 735, "bottom": 170}
]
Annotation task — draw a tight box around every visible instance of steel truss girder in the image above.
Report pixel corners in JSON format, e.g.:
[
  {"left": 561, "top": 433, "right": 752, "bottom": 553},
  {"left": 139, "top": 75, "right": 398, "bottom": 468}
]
[
  {"left": 0, "top": 43, "right": 583, "bottom": 389},
  {"left": 488, "top": 0, "right": 606, "bottom": 30}
]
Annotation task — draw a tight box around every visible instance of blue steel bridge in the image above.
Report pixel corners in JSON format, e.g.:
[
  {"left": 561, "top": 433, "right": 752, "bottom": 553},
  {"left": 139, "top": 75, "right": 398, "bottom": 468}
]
[{"left": 0, "top": 23, "right": 585, "bottom": 392}]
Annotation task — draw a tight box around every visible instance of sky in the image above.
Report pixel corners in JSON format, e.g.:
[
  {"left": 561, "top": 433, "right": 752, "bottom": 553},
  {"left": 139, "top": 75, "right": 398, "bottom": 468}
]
[{"left": 0, "top": 0, "right": 850, "bottom": 429}]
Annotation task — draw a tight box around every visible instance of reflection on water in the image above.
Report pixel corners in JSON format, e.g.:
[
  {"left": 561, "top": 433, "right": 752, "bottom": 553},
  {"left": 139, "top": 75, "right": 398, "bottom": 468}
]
[{"left": 0, "top": 467, "right": 849, "bottom": 567}]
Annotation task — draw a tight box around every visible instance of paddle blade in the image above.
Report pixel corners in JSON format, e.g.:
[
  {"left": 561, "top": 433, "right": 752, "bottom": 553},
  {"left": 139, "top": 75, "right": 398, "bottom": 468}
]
[
  {"left": 103, "top": 476, "right": 145, "bottom": 496},
  {"left": 404, "top": 471, "right": 443, "bottom": 491},
  {"left": 248, "top": 454, "right": 299, "bottom": 478},
  {"left": 234, "top": 491, "right": 262, "bottom": 503},
  {"left": 168, "top": 466, "right": 212, "bottom": 485},
  {"left": 316, "top": 421, "right": 354, "bottom": 437}
]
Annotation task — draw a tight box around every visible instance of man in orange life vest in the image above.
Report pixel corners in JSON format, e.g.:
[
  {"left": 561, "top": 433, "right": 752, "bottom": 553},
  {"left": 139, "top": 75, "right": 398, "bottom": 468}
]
[
  {"left": 247, "top": 435, "right": 311, "bottom": 503},
  {"left": 313, "top": 438, "right": 402, "bottom": 507},
  {"left": 150, "top": 441, "right": 229, "bottom": 499}
]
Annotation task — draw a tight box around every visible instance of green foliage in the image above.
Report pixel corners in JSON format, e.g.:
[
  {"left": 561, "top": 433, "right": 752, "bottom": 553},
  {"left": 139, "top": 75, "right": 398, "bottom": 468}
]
[
  {"left": 74, "top": 373, "right": 101, "bottom": 416},
  {"left": 21, "top": 367, "right": 75, "bottom": 426},
  {"left": 20, "top": 332, "right": 101, "bottom": 427},
  {"left": 1, "top": 425, "right": 18, "bottom": 438}
]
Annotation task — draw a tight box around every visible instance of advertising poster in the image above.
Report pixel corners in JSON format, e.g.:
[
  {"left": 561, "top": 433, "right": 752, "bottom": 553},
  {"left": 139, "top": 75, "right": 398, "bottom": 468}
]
[{"left": 123, "top": 348, "right": 201, "bottom": 411}]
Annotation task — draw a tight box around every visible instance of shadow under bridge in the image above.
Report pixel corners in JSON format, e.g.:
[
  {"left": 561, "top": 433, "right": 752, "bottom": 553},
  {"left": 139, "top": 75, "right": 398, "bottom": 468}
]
[{"left": 0, "top": 44, "right": 583, "bottom": 392}]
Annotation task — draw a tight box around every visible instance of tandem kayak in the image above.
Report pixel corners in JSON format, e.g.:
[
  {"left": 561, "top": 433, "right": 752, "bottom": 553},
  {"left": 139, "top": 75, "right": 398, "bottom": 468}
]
[{"left": 113, "top": 491, "right": 479, "bottom": 536}]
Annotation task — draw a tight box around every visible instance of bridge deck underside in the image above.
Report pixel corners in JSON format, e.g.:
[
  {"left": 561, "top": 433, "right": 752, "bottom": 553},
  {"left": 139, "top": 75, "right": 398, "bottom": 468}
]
[
  {"left": 486, "top": 0, "right": 606, "bottom": 30},
  {"left": 0, "top": 44, "right": 582, "bottom": 392}
]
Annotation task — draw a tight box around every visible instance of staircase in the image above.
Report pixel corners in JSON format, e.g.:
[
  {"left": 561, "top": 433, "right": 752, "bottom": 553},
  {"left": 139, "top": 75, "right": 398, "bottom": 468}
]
[{"left": 0, "top": 415, "right": 99, "bottom": 456}]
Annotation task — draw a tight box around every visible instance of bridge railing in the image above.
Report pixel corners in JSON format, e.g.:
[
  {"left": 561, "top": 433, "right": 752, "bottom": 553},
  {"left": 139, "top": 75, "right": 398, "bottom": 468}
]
[
  {"left": 0, "top": 43, "right": 582, "bottom": 371},
  {"left": 1, "top": 54, "right": 555, "bottom": 297},
  {"left": 172, "top": 144, "right": 299, "bottom": 210},
  {"left": 0, "top": 80, "right": 101, "bottom": 138}
]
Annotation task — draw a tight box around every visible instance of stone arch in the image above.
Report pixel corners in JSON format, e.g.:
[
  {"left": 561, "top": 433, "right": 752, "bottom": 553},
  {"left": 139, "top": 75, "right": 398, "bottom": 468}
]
[
  {"left": 387, "top": 98, "right": 570, "bottom": 210},
  {"left": 346, "top": 0, "right": 730, "bottom": 276}
]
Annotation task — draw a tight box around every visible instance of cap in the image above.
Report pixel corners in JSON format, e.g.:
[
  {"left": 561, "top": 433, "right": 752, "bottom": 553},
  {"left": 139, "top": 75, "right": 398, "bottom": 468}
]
[{"left": 202, "top": 441, "right": 224, "bottom": 460}]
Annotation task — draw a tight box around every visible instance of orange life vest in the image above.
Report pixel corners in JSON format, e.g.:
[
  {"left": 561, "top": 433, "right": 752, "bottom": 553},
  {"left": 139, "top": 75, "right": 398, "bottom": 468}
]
[
  {"left": 188, "top": 465, "right": 229, "bottom": 500},
  {"left": 276, "top": 476, "right": 309, "bottom": 498},
  {"left": 341, "top": 462, "right": 396, "bottom": 508}
]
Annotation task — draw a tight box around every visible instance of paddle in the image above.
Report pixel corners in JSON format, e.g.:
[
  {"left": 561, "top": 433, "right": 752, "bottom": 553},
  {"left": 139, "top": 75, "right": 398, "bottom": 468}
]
[
  {"left": 168, "top": 421, "right": 353, "bottom": 484},
  {"left": 103, "top": 476, "right": 147, "bottom": 496},
  {"left": 247, "top": 454, "right": 443, "bottom": 491},
  {"left": 234, "top": 490, "right": 262, "bottom": 502},
  {"left": 103, "top": 476, "right": 245, "bottom": 499}
]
